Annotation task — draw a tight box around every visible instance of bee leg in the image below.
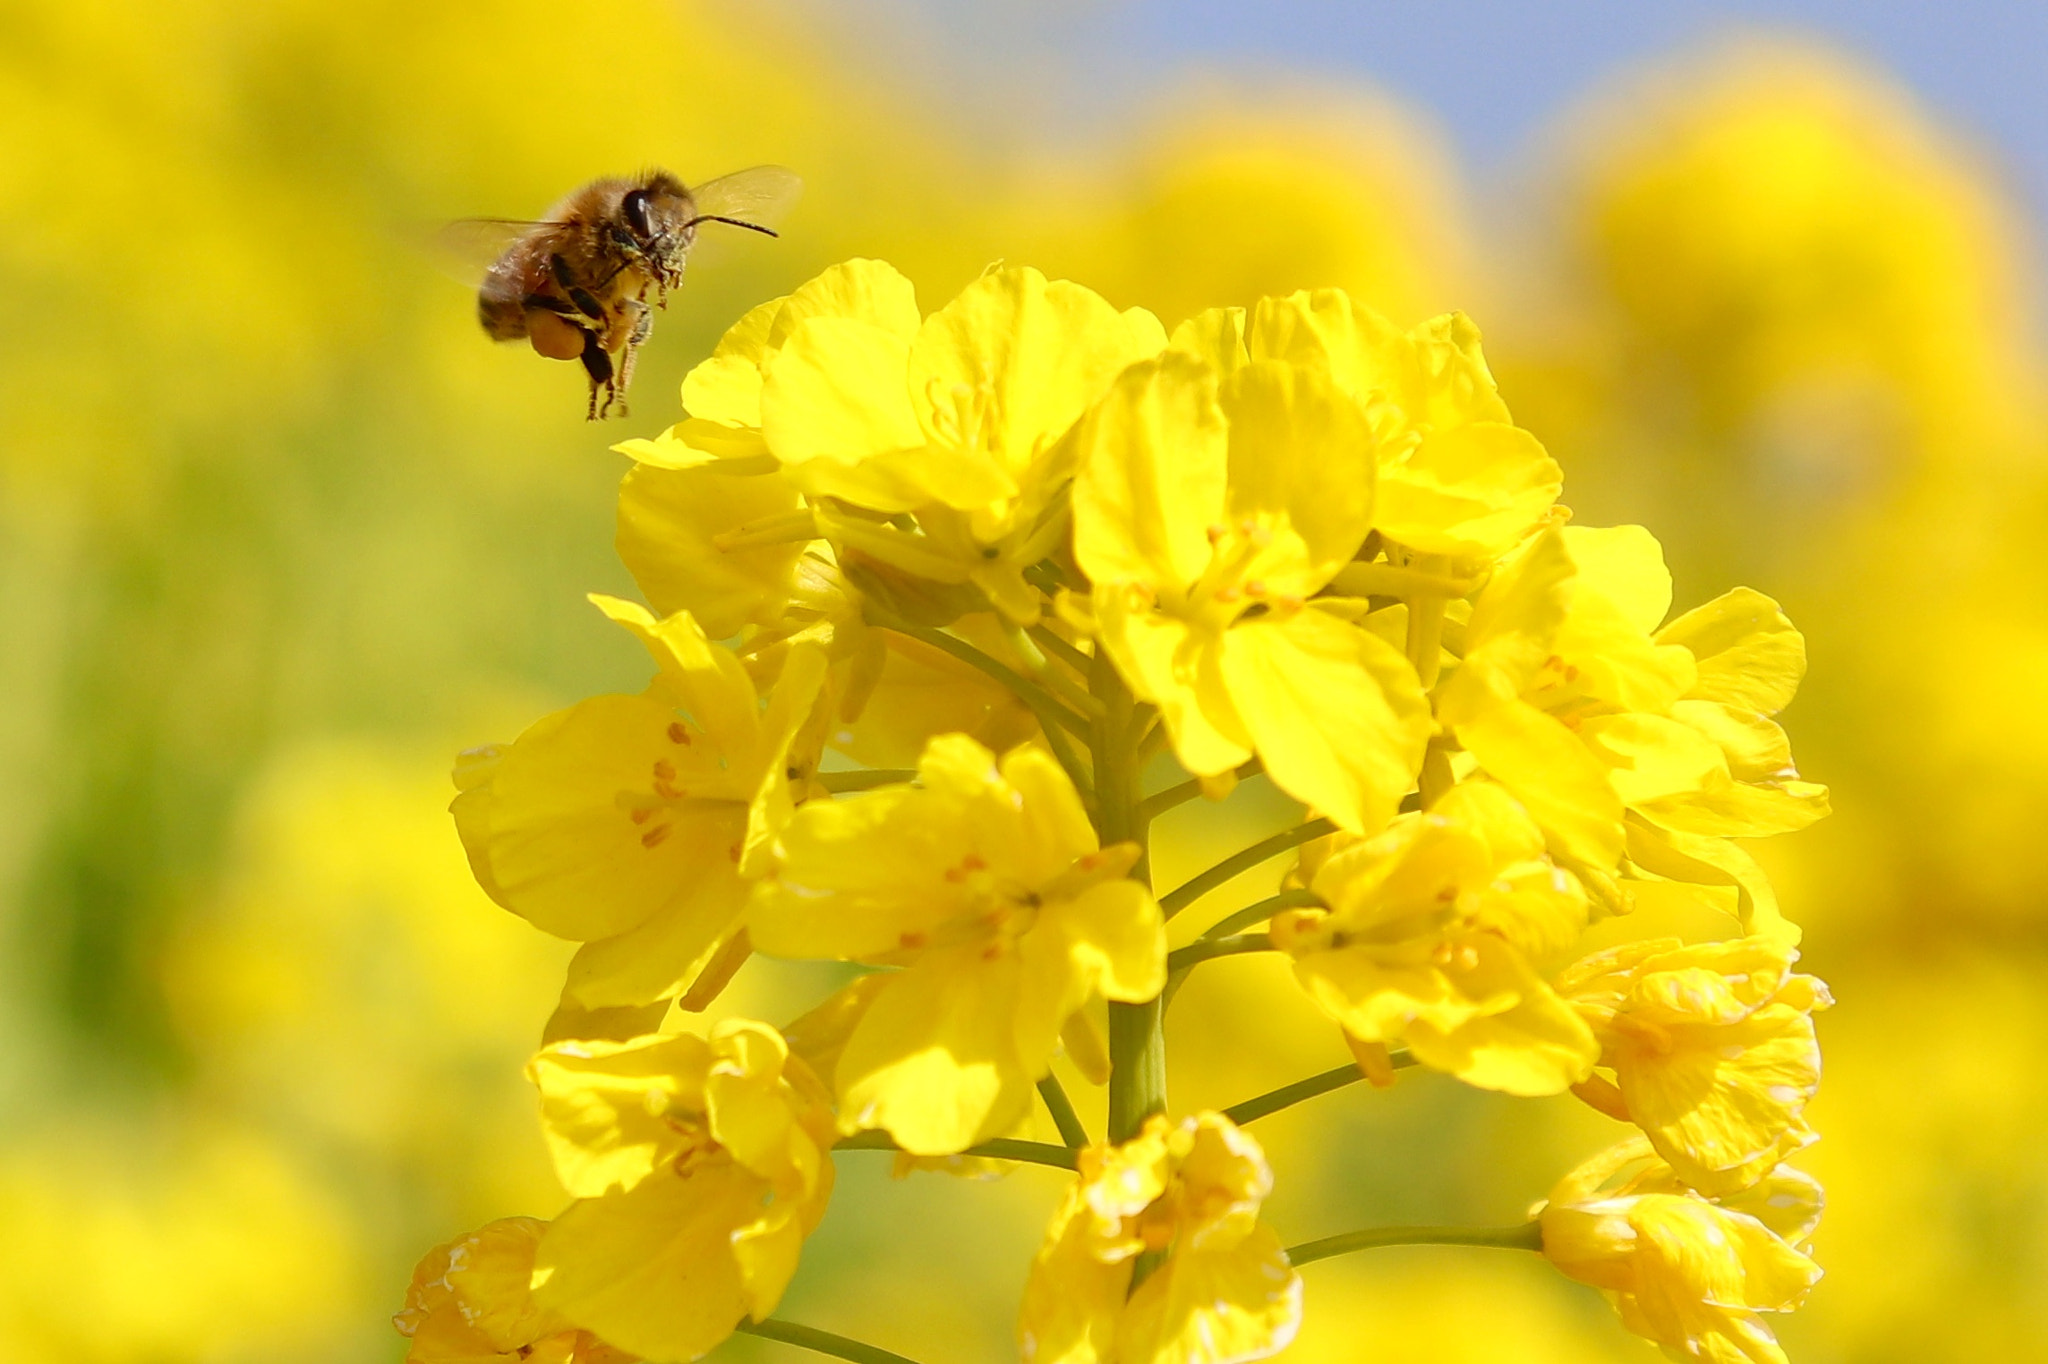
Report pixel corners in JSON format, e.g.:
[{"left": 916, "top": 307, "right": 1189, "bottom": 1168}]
[
  {"left": 610, "top": 299, "right": 652, "bottom": 416},
  {"left": 578, "top": 333, "right": 617, "bottom": 421},
  {"left": 550, "top": 254, "right": 608, "bottom": 322}
]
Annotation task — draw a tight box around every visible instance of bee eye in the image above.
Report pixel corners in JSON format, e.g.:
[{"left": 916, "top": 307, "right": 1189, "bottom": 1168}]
[{"left": 622, "top": 189, "right": 654, "bottom": 239}]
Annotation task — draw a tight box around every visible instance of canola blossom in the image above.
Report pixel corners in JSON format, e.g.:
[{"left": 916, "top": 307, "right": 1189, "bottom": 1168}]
[{"left": 403, "top": 260, "right": 1832, "bottom": 1364}]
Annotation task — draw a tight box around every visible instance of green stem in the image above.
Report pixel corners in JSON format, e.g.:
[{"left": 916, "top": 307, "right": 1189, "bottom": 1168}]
[
  {"left": 1092, "top": 649, "right": 1166, "bottom": 1146},
  {"left": 1138, "top": 758, "right": 1264, "bottom": 822},
  {"left": 1027, "top": 623, "right": 1093, "bottom": 675},
  {"left": 816, "top": 769, "right": 914, "bottom": 794},
  {"left": 831, "top": 1131, "right": 1078, "bottom": 1171},
  {"left": 736, "top": 1318, "right": 926, "bottom": 1364},
  {"left": 1165, "top": 933, "right": 1271, "bottom": 974},
  {"left": 1221, "top": 1054, "right": 1415, "bottom": 1127},
  {"left": 1284, "top": 1221, "right": 1544, "bottom": 1267},
  {"left": 1402, "top": 560, "right": 1448, "bottom": 692},
  {"left": 877, "top": 618, "right": 1091, "bottom": 739},
  {"left": 1199, "top": 888, "right": 1324, "bottom": 942},
  {"left": 1158, "top": 819, "right": 1335, "bottom": 920},
  {"left": 1037, "top": 1074, "right": 1090, "bottom": 1149}
]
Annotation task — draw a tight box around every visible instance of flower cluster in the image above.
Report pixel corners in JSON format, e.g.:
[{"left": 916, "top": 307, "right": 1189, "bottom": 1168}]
[{"left": 404, "top": 259, "right": 1831, "bottom": 1364}]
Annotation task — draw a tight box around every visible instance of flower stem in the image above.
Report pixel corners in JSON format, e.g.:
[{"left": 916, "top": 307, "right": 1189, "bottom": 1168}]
[
  {"left": 1037, "top": 1074, "right": 1090, "bottom": 1149},
  {"left": 876, "top": 618, "right": 1092, "bottom": 739},
  {"left": 736, "top": 1317, "right": 926, "bottom": 1364},
  {"left": 1284, "top": 1221, "right": 1544, "bottom": 1267},
  {"left": 1198, "top": 888, "right": 1324, "bottom": 942},
  {"left": 1092, "top": 649, "right": 1166, "bottom": 1145},
  {"left": 832, "top": 1131, "right": 1079, "bottom": 1171},
  {"left": 1158, "top": 819, "right": 1335, "bottom": 920},
  {"left": 1027, "top": 622, "right": 1093, "bottom": 675},
  {"left": 1221, "top": 1054, "right": 1415, "bottom": 1127},
  {"left": 1165, "top": 933, "right": 1271, "bottom": 973},
  {"left": 1138, "top": 758, "right": 1264, "bottom": 822}
]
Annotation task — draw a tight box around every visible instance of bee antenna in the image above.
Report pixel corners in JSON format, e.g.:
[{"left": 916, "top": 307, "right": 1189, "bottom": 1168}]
[{"left": 682, "top": 215, "right": 779, "bottom": 238}]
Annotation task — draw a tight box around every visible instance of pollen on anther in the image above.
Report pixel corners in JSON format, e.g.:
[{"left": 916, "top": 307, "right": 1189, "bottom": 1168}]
[
  {"left": 653, "top": 759, "right": 677, "bottom": 781},
  {"left": 641, "top": 823, "right": 673, "bottom": 848},
  {"left": 630, "top": 807, "right": 653, "bottom": 825},
  {"left": 667, "top": 722, "right": 691, "bottom": 745}
]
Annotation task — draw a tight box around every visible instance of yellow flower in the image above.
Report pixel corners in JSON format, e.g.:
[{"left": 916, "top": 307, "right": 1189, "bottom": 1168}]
[
  {"left": 1018, "top": 1112, "right": 1301, "bottom": 1364},
  {"left": 614, "top": 460, "right": 813, "bottom": 641},
  {"left": 1558, "top": 936, "right": 1831, "bottom": 1196},
  {"left": 1436, "top": 524, "right": 1827, "bottom": 931},
  {"left": 1072, "top": 349, "right": 1431, "bottom": 834},
  {"left": 394, "top": 1217, "right": 632, "bottom": 1364},
  {"left": 527, "top": 1021, "right": 836, "bottom": 1362},
  {"left": 451, "top": 598, "right": 825, "bottom": 1013},
  {"left": 759, "top": 264, "right": 1167, "bottom": 621},
  {"left": 749, "top": 733, "right": 1165, "bottom": 1154},
  {"left": 615, "top": 259, "right": 923, "bottom": 471},
  {"left": 1539, "top": 1139, "right": 1822, "bottom": 1364},
  {"left": 1270, "top": 780, "right": 1598, "bottom": 1095},
  {"left": 1247, "top": 290, "right": 1563, "bottom": 562}
]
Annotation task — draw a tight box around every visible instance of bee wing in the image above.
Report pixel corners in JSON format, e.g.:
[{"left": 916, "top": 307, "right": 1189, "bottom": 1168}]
[
  {"left": 686, "top": 165, "right": 803, "bottom": 233},
  {"left": 429, "top": 217, "right": 569, "bottom": 285}
]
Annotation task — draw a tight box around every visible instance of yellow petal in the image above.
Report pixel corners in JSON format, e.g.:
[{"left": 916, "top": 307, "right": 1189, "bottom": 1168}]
[
  {"left": 1376, "top": 421, "right": 1562, "bottom": 559},
  {"left": 1115, "top": 1227, "right": 1302, "bottom": 1364},
  {"left": 485, "top": 694, "right": 740, "bottom": 941},
  {"left": 836, "top": 946, "right": 1037, "bottom": 1154},
  {"left": 1455, "top": 697, "right": 1625, "bottom": 869},
  {"left": 1168, "top": 305, "right": 1249, "bottom": 376},
  {"left": 1220, "top": 360, "right": 1379, "bottom": 587},
  {"left": 561, "top": 877, "right": 749, "bottom": 1011},
  {"left": 532, "top": 1166, "right": 762, "bottom": 1362},
  {"left": 528, "top": 1032, "right": 712, "bottom": 1198},
  {"left": 1580, "top": 712, "right": 1730, "bottom": 806},
  {"left": 1219, "top": 608, "right": 1430, "bottom": 835},
  {"left": 615, "top": 463, "right": 808, "bottom": 638},
  {"left": 909, "top": 266, "right": 1165, "bottom": 487},
  {"left": 1561, "top": 524, "right": 1673, "bottom": 634},
  {"left": 760, "top": 315, "right": 924, "bottom": 470},
  {"left": 1072, "top": 351, "right": 1228, "bottom": 591},
  {"left": 1405, "top": 937, "right": 1598, "bottom": 1096},
  {"left": 1657, "top": 587, "right": 1806, "bottom": 714},
  {"left": 1095, "top": 592, "right": 1254, "bottom": 777}
]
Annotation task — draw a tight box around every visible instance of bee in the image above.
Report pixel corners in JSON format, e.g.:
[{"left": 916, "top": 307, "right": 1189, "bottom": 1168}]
[{"left": 452, "top": 166, "right": 800, "bottom": 419}]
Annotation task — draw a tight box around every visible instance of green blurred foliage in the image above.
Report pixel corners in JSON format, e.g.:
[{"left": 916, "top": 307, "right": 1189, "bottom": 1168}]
[{"left": 2, "top": 6, "right": 2043, "bottom": 1361}]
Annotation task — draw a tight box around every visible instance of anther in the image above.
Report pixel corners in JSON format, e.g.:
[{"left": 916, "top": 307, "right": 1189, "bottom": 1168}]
[
  {"left": 667, "top": 722, "right": 690, "bottom": 744},
  {"left": 641, "top": 824, "right": 673, "bottom": 848},
  {"left": 653, "top": 760, "right": 677, "bottom": 781}
]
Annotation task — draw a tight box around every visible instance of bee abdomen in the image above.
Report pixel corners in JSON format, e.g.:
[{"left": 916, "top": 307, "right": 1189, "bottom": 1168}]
[{"left": 478, "top": 288, "right": 530, "bottom": 341}]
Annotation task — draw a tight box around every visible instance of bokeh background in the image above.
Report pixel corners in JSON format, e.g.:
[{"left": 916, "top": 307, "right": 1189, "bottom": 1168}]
[{"left": 4, "top": 2, "right": 2045, "bottom": 1360}]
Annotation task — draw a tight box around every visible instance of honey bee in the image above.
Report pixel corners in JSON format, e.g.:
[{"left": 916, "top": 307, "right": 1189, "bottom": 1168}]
[{"left": 452, "top": 166, "right": 800, "bottom": 419}]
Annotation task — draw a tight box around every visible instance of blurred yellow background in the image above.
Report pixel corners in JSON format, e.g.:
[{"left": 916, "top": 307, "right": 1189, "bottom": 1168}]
[{"left": 4, "top": 3, "right": 2043, "bottom": 1360}]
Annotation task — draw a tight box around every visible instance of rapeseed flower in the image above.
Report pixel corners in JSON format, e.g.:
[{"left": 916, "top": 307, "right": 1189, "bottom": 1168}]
[
  {"left": 395, "top": 1217, "right": 633, "bottom": 1363},
  {"left": 1560, "top": 936, "right": 1831, "bottom": 1195},
  {"left": 1270, "top": 780, "right": 1597, "bottom": 1095},
  {"left": 1071, "top": 349, "right": 1430, "bottom": 834},
  {"left": 526, "top": 1021, "right": 836, "bottom": 1361},
  {"left": 1540, "top": 1138, "right": 1822, "bottom": 1364},
  {"left": 451, "top": 599, "right": 825, "bottom": 1017},
  {"left": 1019, "top": 1112, "right": 1301, "bottom": 1364},
  {"left": 423, "top": 257, "right": 1831, "bottom": 1364},
  {"left": 751, "top": 734, "right": 1164, "bottom": 1153}
]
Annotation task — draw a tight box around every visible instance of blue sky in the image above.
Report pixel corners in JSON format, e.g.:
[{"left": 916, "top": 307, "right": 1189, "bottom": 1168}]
[{"left": 850, "top": 0, "right": 2048, "bottom": 231}]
